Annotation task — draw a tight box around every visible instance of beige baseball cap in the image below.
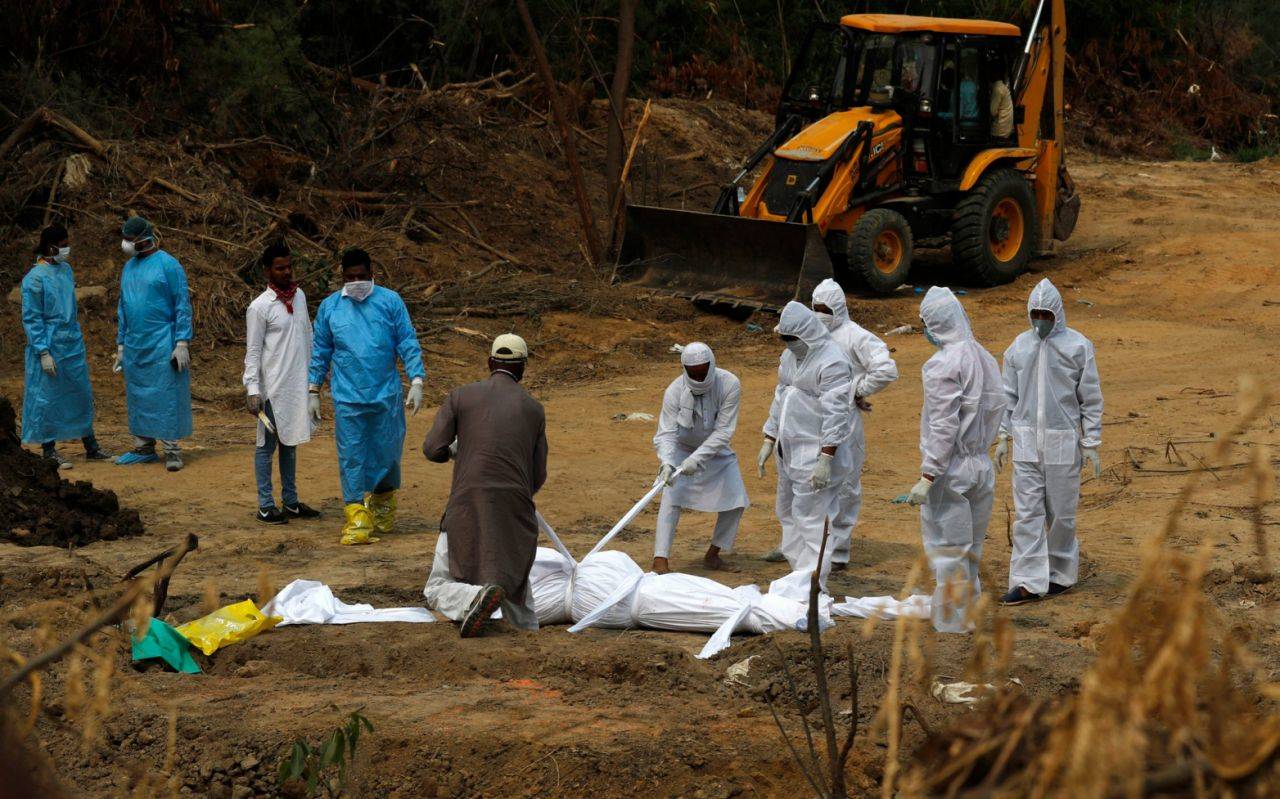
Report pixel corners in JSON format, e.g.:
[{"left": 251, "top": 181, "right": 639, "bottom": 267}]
[{"left": 490, "top": 333, "right": 529, "bottom": 361}]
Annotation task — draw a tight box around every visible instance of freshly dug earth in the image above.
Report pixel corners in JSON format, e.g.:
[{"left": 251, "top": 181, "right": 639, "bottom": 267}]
[{"left": 0, "top": 397, "right": 143, "bottom": 548}]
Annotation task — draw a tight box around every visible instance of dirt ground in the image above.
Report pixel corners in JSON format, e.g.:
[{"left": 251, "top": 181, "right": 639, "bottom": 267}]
[{"left": 2, "top": 153, "right": 1279, "bottom": 797}]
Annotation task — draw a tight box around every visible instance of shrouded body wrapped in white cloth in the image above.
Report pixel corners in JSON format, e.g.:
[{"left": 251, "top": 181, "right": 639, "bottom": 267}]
[{"left": 520, "top": 546, "right": 825, "bottom": 658}]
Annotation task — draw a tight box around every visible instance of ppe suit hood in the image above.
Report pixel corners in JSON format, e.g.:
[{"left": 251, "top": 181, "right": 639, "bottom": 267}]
[
  {"left": 919, "top": 287, "right": 973, "bottom": 346},
  {"left": 1026, "top": 278, "right": 1066, "bottom": 335},
  {"left": 811, "top": 278, "right": 850, "bottom": 327},
  {"left": 775, "top": 300, "right": 829, "bottom": 347},
  {"left": 680, "top": 341, "right": 716, "bottom": 396}
]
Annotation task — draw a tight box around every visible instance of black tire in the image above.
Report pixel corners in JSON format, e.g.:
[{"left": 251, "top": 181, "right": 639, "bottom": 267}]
[
  {"left": 848, "top": 208, "right": 914, "bottom": 295},
  {"left": 950, "top": 168, "right": 1039, "bottom": 286}
]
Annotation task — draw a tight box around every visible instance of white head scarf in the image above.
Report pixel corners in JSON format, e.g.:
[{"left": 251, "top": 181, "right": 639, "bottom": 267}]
[{"left": 677, "top": 342, "right": 716, "bottom": 428}]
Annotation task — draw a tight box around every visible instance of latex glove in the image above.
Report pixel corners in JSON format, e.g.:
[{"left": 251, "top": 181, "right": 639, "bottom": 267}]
[
  {"left": 112, "top": 345, "right": 125, "bottom": 374},
  {"left": 1082, "top": 446, "right": 1101, "bottom": 479},
  {"left": 246, "top": 394, "right": 262, "bottom": 415},
  {"left": 757, "top": 438, "right": 776, "bottom": 478},
  {"left": 907, "top": 476, "right": 934, "bottom": 507},
  {"left": 406, "top": 378, "right": 424, "bottom": 416},
  {"left": 677, "top": 456, "right": 701, "bottom": 478},
  {"left": 994, "top": 433, "right": 1009, "bottom": 473},
  {"left": 810, "top": 452, "right": 833, "bottom": 491},
  {"left": 171, "top": 341, "right": 190, "bottom": 372},
  {"left": 39, "top": 352, "right": 56, "bottom": 377},
  {"left": 308, "top": 388, "right": 322, "bottom": 423},
  {"left": 657, "top": 463, "right": 677, "bottom": 486}
]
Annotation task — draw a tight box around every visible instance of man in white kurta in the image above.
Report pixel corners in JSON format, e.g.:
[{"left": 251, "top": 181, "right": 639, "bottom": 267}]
[
  {"left": 243, "top": 242, "right": 319, "bottom": 524},
  {"left": 810, "top": 278, "right": 898, "bottom": 570},
  {"left": 652, "top": 342, "right": 749, "bottom": 574}
]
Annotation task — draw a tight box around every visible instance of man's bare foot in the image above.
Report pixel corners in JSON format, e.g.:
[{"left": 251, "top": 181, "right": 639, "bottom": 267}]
[
  {"left": 703, "top": 553, "right": 741, "bottom": 573},
  {"left": 831, "top": 561, "right": 848, "bottom": 573},
  {"left": 651, "top": 557, "right": 670, "bottom": 574}
]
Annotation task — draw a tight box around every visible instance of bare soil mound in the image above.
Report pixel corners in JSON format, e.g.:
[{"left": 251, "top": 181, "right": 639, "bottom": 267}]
[{"left": 0, "top": 397, "right": 143, "bottom": 547}]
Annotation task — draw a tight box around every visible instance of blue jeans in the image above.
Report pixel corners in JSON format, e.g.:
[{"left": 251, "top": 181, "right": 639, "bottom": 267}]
[{"left": 255, "top": 401, "right": 298, "bottom": 510}]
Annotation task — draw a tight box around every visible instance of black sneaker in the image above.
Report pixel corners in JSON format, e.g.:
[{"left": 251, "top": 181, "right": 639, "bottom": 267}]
[
  {"left": 165, "top": 451, "right": 183, "bottom": 472},
  {"left": 1000, "top": 586, "right": 1042, "bottom": 606},
  {"left": 44, "top": 450, "right": 73, "bottom": 470},
  {"left": 283, "top": 502, "right": 321, "bottom": 520},
  {"left": 1046, "top": 582, "right": 1074, "bottom": 598},
  {"left": 460, "top": 584, "right": 505, "bottom": 638},
  {"left": 85, "top": 447, "right": 114, "bottom": 461},
  {"left": 256, "top": 507, "right": 288, "bottom": 525}
]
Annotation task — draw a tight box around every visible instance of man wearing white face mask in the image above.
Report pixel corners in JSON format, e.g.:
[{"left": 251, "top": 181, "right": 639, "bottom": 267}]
[
  {"left": 758, "top": 301, "right": 855, "bottom": 601},
  {"left": 996, "top": 278, "right": 1102, "bottom": 605},
  {"left": 906, "top": 287, "right": 1005, "bottom": 633},
  {"left": 309, "top": 248, "right": 426, "bottom": 545},
  {"left": 651, "top": 342, "right": 749, "bottom": 574},
  {"left": 806, "top": 278, "right": 898, "bottom": 571},
  {"left": 114, "top": 215, "right": 193, "bottom": 472}
]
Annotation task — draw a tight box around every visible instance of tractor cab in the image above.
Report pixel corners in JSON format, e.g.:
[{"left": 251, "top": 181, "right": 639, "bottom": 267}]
[{"left": 779, "top": 15, "right": 1023, "bottom": 183}]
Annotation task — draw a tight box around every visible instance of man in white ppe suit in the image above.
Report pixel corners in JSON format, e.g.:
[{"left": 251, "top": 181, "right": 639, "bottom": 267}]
[
  {"left": 758, "top": 301, "right": 855, "bottom": 601},
  {"left": 995, "top": 278, "right": 1102, "bottom": 604},
  {"left": 906, "top": 287, "right": 1005, "bottom": 633},
  {"left": 810, "top": 278, "right": 898, "bottom": 570},
  {"left": 652, "top": 342, "right": 749, "bottom": 574}
]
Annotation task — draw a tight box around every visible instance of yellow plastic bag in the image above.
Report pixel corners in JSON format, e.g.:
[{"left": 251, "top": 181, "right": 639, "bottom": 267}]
[{"left": 175, "top": 599, "right": 282, "bottom": 656}]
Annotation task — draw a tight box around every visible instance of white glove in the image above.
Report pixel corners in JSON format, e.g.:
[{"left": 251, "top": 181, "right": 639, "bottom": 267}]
[
  {"left": 907, "top": 476, "right": 934, "bottom": 507},
  {"left": 757, "top": 438, "right": 776, "bottom": 478},
  {"left": 448, "top": 438, "right": 459, "bottom": 461},
  {"left": 39, "top": 352, "right": 56, "bottom": 377},
  {"left": 810, "top": 452, "right": 833, "bottom": 491},
  {"left": 406, "top": 378, "right": 424, "bottom": 416},
  {"left": 308, "top": 387, "right": 322, "bottom": 423},
  {"left": 113, "top": 345, "right": 125, "bottom": 374},
  {"left": 1082, "top": 446, "right": 1101, "bottom": 479},
  {"left": 677, "top": 456, "right": 701, "bottom": 478},
  {"left": 171, "top": 341, "right": 190, "bottom": 372},
  {"left": 994, "top": 433, "right": 1009, "bottom": 473},
  {"left": 657, "top": 463, "right": 677, "bottom": 486}
]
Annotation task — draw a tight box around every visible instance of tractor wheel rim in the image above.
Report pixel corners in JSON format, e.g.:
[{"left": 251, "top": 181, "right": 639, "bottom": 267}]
[
  {"left": 872, "top": 229, "right": 903, "bottom": 274},
  {"left": 990, "top": 198, "right": 1025, "bottom": 263}
]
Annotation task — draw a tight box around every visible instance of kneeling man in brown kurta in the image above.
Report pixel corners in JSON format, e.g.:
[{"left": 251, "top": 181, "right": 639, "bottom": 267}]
[{"left": 422, "top": 334, "right": 548, "bottom": 637}]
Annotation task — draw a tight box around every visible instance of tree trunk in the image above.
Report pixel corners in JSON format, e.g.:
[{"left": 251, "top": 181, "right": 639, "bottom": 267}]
[
  {"left": 605, "top": 0, "right": 638, "bottom": 223},
  {"left": 515, "top": 0, "right": 604, "bottom": 267}
]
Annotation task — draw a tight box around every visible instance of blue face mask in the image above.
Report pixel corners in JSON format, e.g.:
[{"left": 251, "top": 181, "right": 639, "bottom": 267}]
[{"left": 923, "top": 327, "right": 940, "bottom": 347}]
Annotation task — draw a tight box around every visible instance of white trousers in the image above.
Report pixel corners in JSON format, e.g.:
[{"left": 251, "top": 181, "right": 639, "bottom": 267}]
[
  {"left": 829, "top": 445, "right": 865, "bottom": 564},
  {"left": 920, "top": 463, "right": 994, "bottom": 633},
  {"left": 653, "top": 495, "right": 743, "bottom": 559},
  {"left": 423, "top": 534, "right": 538, "bottom": 631},
  {"left": 1008, "top": 459, "right": 1081, "bottom": 595},
  {"left": 773, "top": 457, "right": 840, "bottom": 601}
]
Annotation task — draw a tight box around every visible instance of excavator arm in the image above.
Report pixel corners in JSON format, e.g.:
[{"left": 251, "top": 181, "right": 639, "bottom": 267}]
[{"left": 1015, "top": 0, "right": 1078, "bottom": 247}]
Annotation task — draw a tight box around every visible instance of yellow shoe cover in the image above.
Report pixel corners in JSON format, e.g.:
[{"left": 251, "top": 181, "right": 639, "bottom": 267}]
[
  {"left": 367, "top": 490, "right": 397, "bottom": 535},
  {"left": 340, "top": 503, "right": 379, "bottom": 545}
]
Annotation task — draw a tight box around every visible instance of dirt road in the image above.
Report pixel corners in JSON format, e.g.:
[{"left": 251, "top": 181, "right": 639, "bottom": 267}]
[{"left": 3, "top": 156, "right": 1278, "bottom": 798}]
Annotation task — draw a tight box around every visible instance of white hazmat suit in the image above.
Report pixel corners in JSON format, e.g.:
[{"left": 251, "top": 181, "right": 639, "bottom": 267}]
[
  {"left": 652, "top": 343, "right": 749, "bottom": 559},
  {"left": 917, "top": 287, "right": 1005, "bottom": 633},
  {"left": 1000, "top": 279, "right": 1103, "bottom": 596},
  {"left": 763, "top": 301, "right": 855, "bottom": 600},
  {"left": 811, "top": 278, "right": 898, "bottom": 565}
]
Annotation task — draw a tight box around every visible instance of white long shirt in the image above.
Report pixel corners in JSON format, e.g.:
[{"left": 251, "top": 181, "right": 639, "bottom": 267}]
[{"left": 243, "top": 287, "right": 313, "bottom": 446}]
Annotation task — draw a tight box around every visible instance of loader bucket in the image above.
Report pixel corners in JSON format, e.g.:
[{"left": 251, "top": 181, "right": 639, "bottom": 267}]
[{"left": 616, "top": 205, "right": 835, "bottom": 312}]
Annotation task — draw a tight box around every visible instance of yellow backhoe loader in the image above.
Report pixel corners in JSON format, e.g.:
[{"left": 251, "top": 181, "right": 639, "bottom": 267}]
[{"left": 617, "top": 0, "right": 1079, "bottom": 310}]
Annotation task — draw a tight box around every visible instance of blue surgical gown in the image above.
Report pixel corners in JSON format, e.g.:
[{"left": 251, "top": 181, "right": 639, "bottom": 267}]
[
  {"left": 117, "top": 249, "right": 194, "bottom": 440},
  {"left": 21, "top": 261, "right": 96, "bottom": 443},
  {"left": 309, "top": 285, "right": 426, "bottom": 502}
]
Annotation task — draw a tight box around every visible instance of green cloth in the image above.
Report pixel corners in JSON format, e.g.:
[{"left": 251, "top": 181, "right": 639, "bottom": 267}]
[
  {"left": 122, "top": 216, "right": 154, "bottom": 238},
  {"left": 131, "top": 618, "right": 201, "bottom": 674}
]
